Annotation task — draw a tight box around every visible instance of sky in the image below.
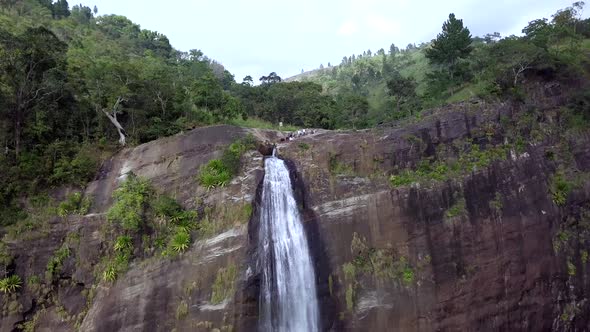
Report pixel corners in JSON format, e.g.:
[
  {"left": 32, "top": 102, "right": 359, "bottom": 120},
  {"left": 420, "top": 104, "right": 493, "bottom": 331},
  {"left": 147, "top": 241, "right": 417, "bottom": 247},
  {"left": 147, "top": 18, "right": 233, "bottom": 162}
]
[{"left": 79, "top": 0, "right": 581, "bottom": 83}]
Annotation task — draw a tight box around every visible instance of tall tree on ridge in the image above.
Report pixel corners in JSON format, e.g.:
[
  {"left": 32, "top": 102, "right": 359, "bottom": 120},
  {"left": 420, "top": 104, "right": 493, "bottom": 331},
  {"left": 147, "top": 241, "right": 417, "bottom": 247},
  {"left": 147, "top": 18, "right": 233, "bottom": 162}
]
[{"left": 426, "top": 13, "right": 473, "bottom": 77}]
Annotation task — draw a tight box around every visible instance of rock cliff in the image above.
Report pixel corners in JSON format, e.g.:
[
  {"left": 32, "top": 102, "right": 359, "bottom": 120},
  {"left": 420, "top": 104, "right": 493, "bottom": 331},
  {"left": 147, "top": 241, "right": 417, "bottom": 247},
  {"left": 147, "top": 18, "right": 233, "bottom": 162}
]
[{"left": 1, "top": 82, "right": 589, "bottom": 331}]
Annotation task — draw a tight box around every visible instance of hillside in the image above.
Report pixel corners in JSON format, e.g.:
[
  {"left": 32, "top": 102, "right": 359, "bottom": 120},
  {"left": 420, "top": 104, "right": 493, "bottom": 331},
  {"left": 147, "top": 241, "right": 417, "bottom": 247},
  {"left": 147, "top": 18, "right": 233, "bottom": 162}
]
[{"left": 1, "top": 1, "right": 590, "bottom": 331}]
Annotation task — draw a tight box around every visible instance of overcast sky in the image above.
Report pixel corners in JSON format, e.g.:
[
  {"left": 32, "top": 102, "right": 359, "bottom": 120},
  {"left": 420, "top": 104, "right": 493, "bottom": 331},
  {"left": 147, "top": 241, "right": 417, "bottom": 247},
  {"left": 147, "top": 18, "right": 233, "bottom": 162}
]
[{"left": 79, "top": 0, "right": 581, "bottom": 82}]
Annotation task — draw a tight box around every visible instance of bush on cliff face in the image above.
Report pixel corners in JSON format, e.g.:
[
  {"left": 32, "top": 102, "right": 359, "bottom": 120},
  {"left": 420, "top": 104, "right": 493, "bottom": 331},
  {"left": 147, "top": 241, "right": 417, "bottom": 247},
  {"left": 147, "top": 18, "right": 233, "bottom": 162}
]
[
  {"left": 0, "top": 275, "right": 22, "bottom": 294},
  {"left": 198, "top": 137, "right": 256, "bottom": 189},
  {"left": 101, "top": 175, "right": 199, "bottom": 281},
  {"left": 57, "top": 192, "right": 91, "bottom": 217},
  {"left": 107, "top": 174, "right": 152, "bottom": 231}
]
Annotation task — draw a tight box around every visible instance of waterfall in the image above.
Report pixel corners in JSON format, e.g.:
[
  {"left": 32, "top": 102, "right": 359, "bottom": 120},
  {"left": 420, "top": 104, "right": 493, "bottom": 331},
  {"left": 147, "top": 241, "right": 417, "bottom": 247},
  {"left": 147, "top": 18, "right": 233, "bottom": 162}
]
[{"left": 258, "top": 154, "right": 320, "bottom": 332}]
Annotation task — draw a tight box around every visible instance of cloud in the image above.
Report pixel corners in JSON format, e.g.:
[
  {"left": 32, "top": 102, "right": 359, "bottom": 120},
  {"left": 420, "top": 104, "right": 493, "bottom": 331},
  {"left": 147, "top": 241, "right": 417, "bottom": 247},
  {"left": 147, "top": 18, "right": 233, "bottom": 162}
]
[
  {"left": 365, "top": 15, "right": 400, "bottom": 35},
  {"left": 337, "top": 20, "right": 359, "bottom": 36}
]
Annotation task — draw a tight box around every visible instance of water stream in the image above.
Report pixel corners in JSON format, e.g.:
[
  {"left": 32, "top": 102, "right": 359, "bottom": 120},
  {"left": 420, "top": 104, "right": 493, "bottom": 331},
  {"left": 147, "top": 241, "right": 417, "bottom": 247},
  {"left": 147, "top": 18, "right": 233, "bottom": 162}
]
[{"left": 258, "top": 153, "right": 320, "bottom": 331}]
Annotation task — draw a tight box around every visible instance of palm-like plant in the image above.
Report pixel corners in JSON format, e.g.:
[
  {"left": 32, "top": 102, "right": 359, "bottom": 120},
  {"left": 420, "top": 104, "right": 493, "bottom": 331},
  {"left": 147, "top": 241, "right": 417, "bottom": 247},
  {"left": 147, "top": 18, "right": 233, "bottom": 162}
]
[
  {"left": 170, "top": 230, "right": 191, "bottom": 253},
  {"left": 114, "top": 235, "right": 133, "bottom": 253},
  {"left": 0, "top": 275, "right": 22, "bottom": 293},
  {"left": 103, "top": 265, "right": 117, "bottom": 282}
]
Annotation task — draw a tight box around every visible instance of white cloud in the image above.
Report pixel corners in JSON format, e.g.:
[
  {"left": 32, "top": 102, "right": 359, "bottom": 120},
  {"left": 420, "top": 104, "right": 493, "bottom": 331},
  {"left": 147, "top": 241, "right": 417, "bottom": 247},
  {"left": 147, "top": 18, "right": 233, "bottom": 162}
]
[
  {"left": 337, "top": 20, "right": 359, "bottom": 36},
  {"left": 365, "top": 15, "right": 401, "bottom": 35}
]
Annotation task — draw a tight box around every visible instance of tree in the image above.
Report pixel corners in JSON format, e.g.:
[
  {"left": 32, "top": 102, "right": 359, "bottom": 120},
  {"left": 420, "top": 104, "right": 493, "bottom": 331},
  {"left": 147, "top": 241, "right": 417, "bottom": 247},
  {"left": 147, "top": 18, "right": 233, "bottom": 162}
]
[
  {"left": 242, "top": 75, "right": 253, "bottom": 86},
  {"left": 0, "top": 27, "right": 68, "bottom": 157},
  {"left": 192, "top": 72, "right": 223, "bottom": 110},
  {"left": 483, "top": 32, "right": 501, "bottom": 44},
  {"left": 522, "top": 18, "right": 552, "bottom": 49},
  {"left": 71, "top": 4, "right": 93, "bottom": 24},
  {"left": 487, "top": 37, "right": 544, "bottom": 87},
  {"left": 93, "top": 5, "right": 97, "bottom": 15},
  {"left": 67, "top": 34, "right": 137, "bottom": 146},
  {"left": 259, "top": 72, "right": 281, "bottom": 85},
  {"left": 426, "top": 13, "right": 473, "bottom": 92},
  {"left": 336, "top": 93, "right": 368, "bottom": 129},
  {"left": 389, "top": 43, "right": 399, "bottom": 55},
  {"left": 386, "top": 70, "right": 419, "bottom": 116},
  {"left": 53, "top": 0, "right": 70, "bottom": 19},
  {"left": 426, "top": 13, "right": 472, "bottom": 67}
]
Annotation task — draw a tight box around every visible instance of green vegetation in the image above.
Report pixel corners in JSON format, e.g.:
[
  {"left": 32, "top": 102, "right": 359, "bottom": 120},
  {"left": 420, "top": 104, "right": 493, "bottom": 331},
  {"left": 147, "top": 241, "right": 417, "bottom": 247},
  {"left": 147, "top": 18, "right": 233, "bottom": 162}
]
[
  {"left": 296, "top": 2, "right": 590, "bottom": 124},
  {"left": 176, "top": 300, "right": 189, "bottom": 320},
  {"left": 390, "top": 143, "right": 509, "bottom": 188},
  {"left": 100, "top": 175, "right": 198, "bottom": 281},
  {"left": 298, "top": 143, "right": 310, "bottom": 151},
  {"left": 46, "top": 243, "right": 71, "bottom": 281},
  {"left": 345, "top": 284, "right": 354, "bottom": 311},
  {"left": 329, "top": 153, "right": 354, "bottom": 176},
  {"left": 107, "top": 175, "right": 152, "bottom": 231},
  {"left": 198, "top": 137, "right": 255, "bottom": 189},
  {"left": 57, "top": 192, "right": 91, "bottom": 217},
  {"left": 549, "top": 170, "right": 574, "bottom": 206},
  {"left": 113, "top": 235, "right": 133, "bottom": 253},
  {"left": 445, "top": 197, "right": 467, "bottom": 220},
  {"left": 227, "top": 116, "right": 299, "bottom": 132},
  {"left": 210, "top": 264, "right": 237, "bottom": 304},
  {"left": 0, "top": 275, "right": 22, "bottom": 293},
  {"left": 1, "top": 1, "right": 589, "bottom": 227},
  {"left": 168, "top": 229, "right": 191, "bottom": 253},
  {"left": 198, "top": 203, "right": 253, "bottom": 238},
  {"left": 489, "top": 192, "right": 503, "bottom": 215}
]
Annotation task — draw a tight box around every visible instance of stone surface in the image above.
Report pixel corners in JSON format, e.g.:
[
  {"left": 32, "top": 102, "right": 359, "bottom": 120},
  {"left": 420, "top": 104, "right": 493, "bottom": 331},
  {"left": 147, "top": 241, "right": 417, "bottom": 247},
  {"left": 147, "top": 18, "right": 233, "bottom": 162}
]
[{"left": 1, "top": 86, "right": 589, "bottom": 331}]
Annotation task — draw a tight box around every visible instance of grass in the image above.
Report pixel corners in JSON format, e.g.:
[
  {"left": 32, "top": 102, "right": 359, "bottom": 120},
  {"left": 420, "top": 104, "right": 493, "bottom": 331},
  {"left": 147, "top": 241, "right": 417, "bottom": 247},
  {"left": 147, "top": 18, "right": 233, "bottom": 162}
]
[
  {"left": 210, "top": 264, "right": 237, "bottom": 304},
  {"left": 176, "top": 300, "right": 189, "bottom": 320},
  {"left": 226, "top": 116, "right": 299, "bottom": 132},
  {"left": 198, "top": 203, "right": 252, "bottom": 238},
  {"left": 345, "top": 284, "right": 354, "bottom": 311}
]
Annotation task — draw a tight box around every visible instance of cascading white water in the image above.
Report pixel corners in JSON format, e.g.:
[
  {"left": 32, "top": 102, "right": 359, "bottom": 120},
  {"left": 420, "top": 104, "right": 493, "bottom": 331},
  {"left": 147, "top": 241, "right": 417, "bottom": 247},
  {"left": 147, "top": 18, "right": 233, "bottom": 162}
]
[{"left": 258, "top": 153, "right": 320, "bottom": 332}]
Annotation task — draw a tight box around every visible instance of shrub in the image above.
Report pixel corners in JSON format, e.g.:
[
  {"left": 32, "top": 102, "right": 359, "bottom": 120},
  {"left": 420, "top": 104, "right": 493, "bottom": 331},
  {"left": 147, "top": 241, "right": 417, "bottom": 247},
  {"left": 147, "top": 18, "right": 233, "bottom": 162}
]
[
  {"left": 57, "top": 192, "right": 91, "bottom": 217},
  {"left": 102, "top": 265, "right": 117, "bottom": 282},
  {"left": 114, "top": 235, "right": 133, "bottom": 253},
  {"left": 0, "top": 275, "right": 22, "bottom": 293},
  {"left": 46, "top": 244, "right": 71, "bottom": 280},
  {"left": 153, "top": 195, "right": 183, "bottom": 218},
  {"left": 107, "top": 175, "right": 152, "bottom": 231},
  {"left": 169, "top": 229, "right": 191, "bottom": 253},
  {"left": 50, "top": 145, "right": 100, "bottom": 186},
  {"left": 550, "top": 171, "right": 572, "bottom": 206},
  {"left": 198, "top": 138, "right": 255, "bottom": 189},
  {"left": 445, "top": 197, "right": 467, "bottom": 219},
  {"left": 198, "top": 159, "right": 232, "bottom": 189}
]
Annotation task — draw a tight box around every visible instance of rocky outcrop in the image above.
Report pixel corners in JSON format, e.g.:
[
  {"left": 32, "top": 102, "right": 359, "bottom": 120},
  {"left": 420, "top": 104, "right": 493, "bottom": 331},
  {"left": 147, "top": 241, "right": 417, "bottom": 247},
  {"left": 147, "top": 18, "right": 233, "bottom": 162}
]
[
  {"left": 277, "top": 97, "right": 590, "bottom": 331},
  {"left": 2, "top": 83, "right": 589, "bottom": 331}
]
